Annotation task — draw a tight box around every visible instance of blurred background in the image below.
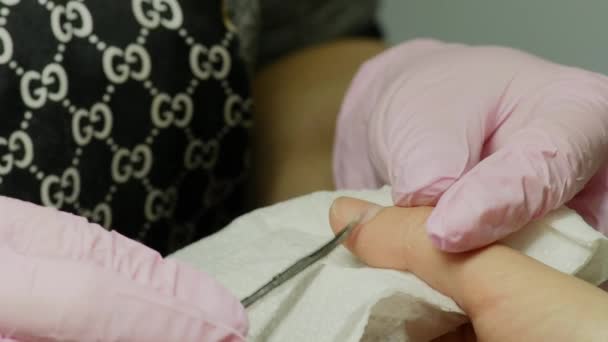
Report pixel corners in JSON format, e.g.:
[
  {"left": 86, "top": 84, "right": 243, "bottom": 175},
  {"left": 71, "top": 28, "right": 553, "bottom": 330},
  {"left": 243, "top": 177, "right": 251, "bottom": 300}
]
[{"left": 378, "top": 0, "right": 608, "bottom": 75}]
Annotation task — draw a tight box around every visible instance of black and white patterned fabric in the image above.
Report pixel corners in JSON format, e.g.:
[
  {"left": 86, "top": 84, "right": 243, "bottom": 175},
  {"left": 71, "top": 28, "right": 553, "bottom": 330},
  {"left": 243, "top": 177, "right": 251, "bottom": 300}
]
[{"left": 0, "top": 0, "right": 252, "bottom": 255}]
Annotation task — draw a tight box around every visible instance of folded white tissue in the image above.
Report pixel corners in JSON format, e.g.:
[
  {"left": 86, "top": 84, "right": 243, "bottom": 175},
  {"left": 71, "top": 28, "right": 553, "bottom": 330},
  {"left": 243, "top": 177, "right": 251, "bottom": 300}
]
[{"left": 170, "top": 187, "right": 608, "bottom": 342}]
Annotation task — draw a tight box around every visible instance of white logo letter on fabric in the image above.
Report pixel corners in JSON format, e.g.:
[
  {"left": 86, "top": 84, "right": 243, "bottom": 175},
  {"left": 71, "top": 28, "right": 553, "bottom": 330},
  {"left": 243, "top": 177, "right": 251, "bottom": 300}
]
[
  {"left": 72, "top": 103, "right": 113, "bottom": 146},
  {"left": 224, "top": 94, "right": 251, "bottom": 127},
  {"left": 144, "top": 187, "right": 177, "bottom": 221},
  {"left": 0, "top": 131, "right": 34, "bottom": 176},
  {"left": 82, "top": 203, "right": 113, "bottom": 229},
  {"left": 184, "top": 139, "right": 218, "bottom": 170},
  {"left": 0, "top": 0, "right": 20, "bottom": 5},
  {"left": 103, "top": 44, "right": 151, "bottom": 84},
  {"left": 21, "top": 63, "right": 68, "bottom": 109},
  {"left": 0, "top": 28, "right": 13, "bottom": 64},
  {"left": 190, "top": 44, "right": 231, "bottom": 80},
  {"left": 111, "top": 144, "right": 153, "bottom": 183},
  {"left": 41, "top": 167, "right": 81, "bottom": 208},
  {"left": 132, "top": 0, "right": 183, "bottom": 30},
  {"left": 51, "top": 1, "right": 94, "bottom": 43},
  {"left": 151, "top": 93, "right": 193, "bottom": 128}
]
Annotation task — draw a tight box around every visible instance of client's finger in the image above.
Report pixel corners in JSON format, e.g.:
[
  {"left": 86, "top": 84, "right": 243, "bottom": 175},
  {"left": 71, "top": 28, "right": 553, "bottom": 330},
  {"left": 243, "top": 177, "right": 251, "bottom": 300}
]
[
  {"left": 329, "top": 196, "right": 430, "bottom": 270},
  {"left": 329, "top": 197, "right": 464, "bottom": 304},
  {"left": 328, "top": 196, "right": 608, "bottom": 341}
]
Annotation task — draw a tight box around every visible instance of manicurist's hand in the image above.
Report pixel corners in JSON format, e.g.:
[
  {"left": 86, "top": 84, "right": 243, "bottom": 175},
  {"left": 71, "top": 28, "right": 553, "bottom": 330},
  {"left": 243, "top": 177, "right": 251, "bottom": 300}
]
[
  {"left": 334, "top": 38, "right": 608, "bottom": 252},
  {"left": 0, "top": 196, "right": 247, "bottom": 342}
]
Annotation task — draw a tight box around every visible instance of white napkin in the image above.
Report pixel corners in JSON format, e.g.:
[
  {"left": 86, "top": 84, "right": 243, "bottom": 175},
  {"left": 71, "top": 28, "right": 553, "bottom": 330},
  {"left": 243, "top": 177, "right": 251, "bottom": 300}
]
[{"left": 170, "top": 187, "right": 608, "bottom": 341}]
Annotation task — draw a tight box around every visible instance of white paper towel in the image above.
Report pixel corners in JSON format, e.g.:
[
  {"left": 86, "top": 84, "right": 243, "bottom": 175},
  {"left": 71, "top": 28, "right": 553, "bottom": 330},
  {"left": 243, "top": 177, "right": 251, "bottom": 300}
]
[{"left": 170, "top": 187, "right": 608, "bottom": 341}]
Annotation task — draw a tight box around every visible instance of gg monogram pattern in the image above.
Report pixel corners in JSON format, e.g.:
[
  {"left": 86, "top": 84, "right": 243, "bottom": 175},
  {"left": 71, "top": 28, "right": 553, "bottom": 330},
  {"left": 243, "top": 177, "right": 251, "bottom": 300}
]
[{"left": 0, "top": 0, "right": 252, "bottom": 254}]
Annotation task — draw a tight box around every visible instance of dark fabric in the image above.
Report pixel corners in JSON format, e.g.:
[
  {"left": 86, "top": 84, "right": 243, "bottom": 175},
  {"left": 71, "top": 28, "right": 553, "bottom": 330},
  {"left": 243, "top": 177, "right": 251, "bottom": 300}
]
[
  {"left": 0, "top": 0, "right": 252, "bottom": 255},
  {"left": 354, "top": 22, "right": 384, "bottom": 40},
  {"left": 256, "top": 0, "right": 382, "bottom": 67}
]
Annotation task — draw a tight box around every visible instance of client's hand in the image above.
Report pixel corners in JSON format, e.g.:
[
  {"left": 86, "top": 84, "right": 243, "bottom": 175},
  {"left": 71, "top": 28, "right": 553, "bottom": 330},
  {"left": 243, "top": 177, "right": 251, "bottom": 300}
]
[
  {"left": 0, "top": 196, "right": 247, "bottom": 342},
  {"left": 329, "top": 197, "right": 608, "bottom": 341},
  {"left": 334, "top": 38, "right": 608, "bottom": 252}
]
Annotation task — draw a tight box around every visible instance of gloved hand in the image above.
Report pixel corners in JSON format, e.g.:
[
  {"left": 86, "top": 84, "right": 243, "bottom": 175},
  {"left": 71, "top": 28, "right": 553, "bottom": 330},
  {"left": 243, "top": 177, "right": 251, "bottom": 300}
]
[
  {"left": 0, "top": 196, "right": 247, "bottom": 341},
  {"left": 334, "top": 38, "right": 608, "bottom": 252}
]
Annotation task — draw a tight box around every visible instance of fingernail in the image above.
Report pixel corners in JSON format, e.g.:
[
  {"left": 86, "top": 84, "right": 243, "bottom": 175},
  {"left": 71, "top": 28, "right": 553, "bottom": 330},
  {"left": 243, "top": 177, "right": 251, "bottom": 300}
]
[{"left": 331, "top": 197, "right": 383, "bottom": 225}]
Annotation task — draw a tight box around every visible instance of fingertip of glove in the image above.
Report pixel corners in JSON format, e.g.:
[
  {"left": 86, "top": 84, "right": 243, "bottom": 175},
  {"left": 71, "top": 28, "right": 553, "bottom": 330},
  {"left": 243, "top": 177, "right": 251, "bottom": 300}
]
[
  {"left": 427, "top": 208, "right": 521, "bottom": 253},
  {"left": 428, "top": 232, "right": 472, "bottom": 253},
  {"left": 426, "top": 212, "right": 483, "bottom": 253},
  {"left": 427, "top": 227, "right": 468, "bottom": 253}
]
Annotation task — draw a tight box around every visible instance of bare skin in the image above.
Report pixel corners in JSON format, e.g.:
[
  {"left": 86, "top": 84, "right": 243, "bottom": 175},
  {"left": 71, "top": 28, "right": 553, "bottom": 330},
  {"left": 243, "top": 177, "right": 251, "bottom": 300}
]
[
  {"left": 329, "top": 197, "right": 608, "bottom": 341},
  {"left": 250, "top": 39, "right": 386, "bottom": 207}
]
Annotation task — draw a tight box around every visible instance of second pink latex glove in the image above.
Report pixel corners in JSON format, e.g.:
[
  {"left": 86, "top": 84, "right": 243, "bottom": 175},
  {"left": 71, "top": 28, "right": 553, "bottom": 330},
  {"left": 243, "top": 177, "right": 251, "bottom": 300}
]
[
  {"left": 334, "top": 38, "right": 608, "bottom": 252},
  {"left": 0, "top": 196, "right": 247, "bottom": 341}
]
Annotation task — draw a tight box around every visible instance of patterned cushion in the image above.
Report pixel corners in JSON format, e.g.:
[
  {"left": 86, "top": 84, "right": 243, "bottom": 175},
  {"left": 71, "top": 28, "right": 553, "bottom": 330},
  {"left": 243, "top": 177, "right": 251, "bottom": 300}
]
[{"left": 0, "top": 0, "right": 252, "bottom": 255}]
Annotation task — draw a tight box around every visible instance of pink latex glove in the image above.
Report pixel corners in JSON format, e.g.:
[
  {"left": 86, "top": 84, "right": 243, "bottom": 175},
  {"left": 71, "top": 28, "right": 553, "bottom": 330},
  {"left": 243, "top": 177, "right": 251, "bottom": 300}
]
[
  {"left": 0, "top": 196, "right": 247, "bottom": 341},
  {"left": 334, "top": 38, "right": 608, "bottom": 252}
]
